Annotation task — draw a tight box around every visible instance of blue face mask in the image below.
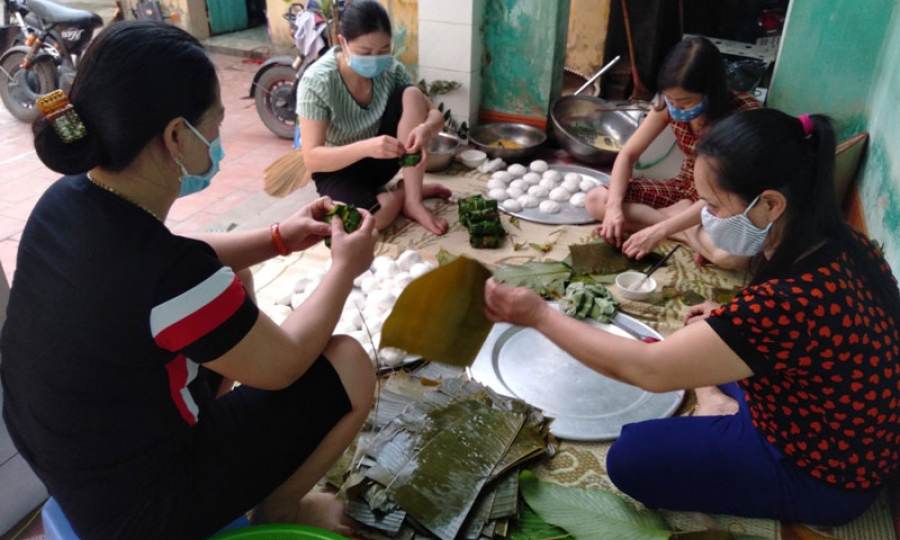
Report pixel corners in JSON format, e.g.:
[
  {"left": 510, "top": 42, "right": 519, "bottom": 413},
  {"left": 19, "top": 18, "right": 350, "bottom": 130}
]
[
  {"left": 665, "top": 95, "right": 708, "bottom": 122},
  {"left": 176, "top": 119, "right": 224, "bottom": 198},
  {"left": 346, "top": 51, "right": 392, "bottom": 78}
]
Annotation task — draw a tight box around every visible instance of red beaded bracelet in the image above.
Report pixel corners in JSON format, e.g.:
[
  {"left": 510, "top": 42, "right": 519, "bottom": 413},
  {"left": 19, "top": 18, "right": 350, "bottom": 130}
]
[{"left": 270, "top": 223, "right": 290, "bottom": 256}]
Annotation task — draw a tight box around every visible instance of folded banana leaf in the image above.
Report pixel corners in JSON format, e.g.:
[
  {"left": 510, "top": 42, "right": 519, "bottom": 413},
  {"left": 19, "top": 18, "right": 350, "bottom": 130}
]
[
  {"left": 380, "top": 256, "right": 494, "bottom": 367},
  {"left": 469, "top": 234, "right": 505, "bottom": 249},
  {"left": 323, "top": 203, "right": 362, "bottom": 248},
  {"left": 492, "top": 260, "right": 571, "bottom": 299},
  {"left": 399, "top": 152, "right": 422, "bottom": 167}
]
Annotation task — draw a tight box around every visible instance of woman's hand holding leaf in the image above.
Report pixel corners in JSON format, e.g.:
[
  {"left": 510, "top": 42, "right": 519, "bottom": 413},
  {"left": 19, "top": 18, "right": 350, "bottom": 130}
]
[
  {"left": 484, "top": 278, "right": 549, "bottom": 328},
  {"left": 329, "top": 208, "right": 377, "bottom": 278}
]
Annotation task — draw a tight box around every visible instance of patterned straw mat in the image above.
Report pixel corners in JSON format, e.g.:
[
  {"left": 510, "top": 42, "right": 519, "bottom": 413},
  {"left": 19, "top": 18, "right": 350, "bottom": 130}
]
[{"left": 250, "top": 163, "right": 896, "bottom": 540}]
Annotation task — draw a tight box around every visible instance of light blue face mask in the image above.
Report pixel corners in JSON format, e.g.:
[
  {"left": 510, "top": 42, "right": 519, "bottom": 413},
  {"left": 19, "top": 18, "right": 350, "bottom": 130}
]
[
  {"left": 346, "top": 51, "right": 392, "bottom": 78},
  {"left": 665, "top": 95, "right": 708, "bottom": 122},
  {"left": 176, "top": 119, "right": 224, "bottom": 198}
]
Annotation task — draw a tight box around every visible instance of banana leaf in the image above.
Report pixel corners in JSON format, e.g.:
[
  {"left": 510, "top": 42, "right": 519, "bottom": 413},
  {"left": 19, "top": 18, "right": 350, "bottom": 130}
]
[
  {"left": 380, "top": 256, "right": 494, "bottom": 367},
  {"left": 508, "top": 505, "right": 572, "bottom": 540},
  {"left": 469, "top": 234, "right": 505, "bottom": 249},
  {"left": 569, "top": 242, "right": 663, "bottom": 276},
  {"left": 323, "top": 203, "right": 362, "bottom": 248},
  {"left": 370, "top": 398, "right": 526, "bottom": 540},
  {"left": 492, "top": 260, "right": 571, "bottom": 299},
  {"left": 519, "top": 470, "right": 672, "bottom": 540}
]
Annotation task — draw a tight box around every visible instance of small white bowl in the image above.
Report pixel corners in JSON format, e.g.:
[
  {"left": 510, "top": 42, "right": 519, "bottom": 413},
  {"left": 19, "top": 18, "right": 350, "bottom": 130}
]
[
  {"left": 460, "top": 149, "right": 487, "bottom": 169},
  {"left": 615, "top": 271, "right": 657, "bottom": 301}
]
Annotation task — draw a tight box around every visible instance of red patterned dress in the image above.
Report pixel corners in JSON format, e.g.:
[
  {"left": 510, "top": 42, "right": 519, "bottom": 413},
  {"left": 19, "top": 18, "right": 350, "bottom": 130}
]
[{"left": 623, "top": 91, "right": 761, "bottom": 209}]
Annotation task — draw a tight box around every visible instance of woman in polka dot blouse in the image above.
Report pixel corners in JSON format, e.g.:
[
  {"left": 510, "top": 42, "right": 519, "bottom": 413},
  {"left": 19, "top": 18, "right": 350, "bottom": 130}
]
[{"left": 484, "top": 108, "right": 900, "bottom": 525}]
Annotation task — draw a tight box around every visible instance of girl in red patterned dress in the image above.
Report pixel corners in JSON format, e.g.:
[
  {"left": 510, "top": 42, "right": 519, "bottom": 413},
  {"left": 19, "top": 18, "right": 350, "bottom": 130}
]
[
  {"left": 586, "top": 36, "right": 760, "bottom": 269},
  {"left": 485, "top": 109, "right": 900, "bottom": 524}
]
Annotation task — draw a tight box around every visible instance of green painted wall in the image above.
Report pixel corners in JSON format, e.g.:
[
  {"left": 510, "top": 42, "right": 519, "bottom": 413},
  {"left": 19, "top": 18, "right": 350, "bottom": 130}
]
[
  {"left": 481, "top": 0, "right": 571, "bottom": 119},
  {"left": 769, "top": 0, "right": 899, "bottom": 271}
]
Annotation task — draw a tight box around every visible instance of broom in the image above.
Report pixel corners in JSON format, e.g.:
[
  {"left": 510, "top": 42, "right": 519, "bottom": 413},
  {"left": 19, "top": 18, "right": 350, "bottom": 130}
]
[
  {"left": 620, "top": 0, "right": 653, "bottom": 101},
  {"left": 263, "top": 148, "right": 311, "bottom": 198}
]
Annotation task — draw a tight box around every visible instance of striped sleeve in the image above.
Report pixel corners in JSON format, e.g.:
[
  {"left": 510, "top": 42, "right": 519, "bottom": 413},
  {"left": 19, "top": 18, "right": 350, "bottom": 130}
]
[
  {"left": 151, "top": 261, "right": 258, "bottom": 363},
  {"left": 297, "top": 68, "right": 333, "bottom": 122}
]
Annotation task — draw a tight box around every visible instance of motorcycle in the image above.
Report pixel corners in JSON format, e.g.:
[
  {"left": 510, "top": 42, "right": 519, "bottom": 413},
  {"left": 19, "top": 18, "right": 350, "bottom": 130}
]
[
  {"left": 0, "top": 0, "right": 102, "bottom": 122},
  {"left": 249, "top": 1, "right": 331, "bottom": 140}
]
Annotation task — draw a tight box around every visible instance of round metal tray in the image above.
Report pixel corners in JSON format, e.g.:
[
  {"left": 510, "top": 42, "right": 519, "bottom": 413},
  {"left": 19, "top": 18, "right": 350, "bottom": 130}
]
[
  {"left": 498, "top": 164, "right": 610, "bottom": 225},
  {"left": 469, "top": 308, "right": 683, "bottom": 441}
]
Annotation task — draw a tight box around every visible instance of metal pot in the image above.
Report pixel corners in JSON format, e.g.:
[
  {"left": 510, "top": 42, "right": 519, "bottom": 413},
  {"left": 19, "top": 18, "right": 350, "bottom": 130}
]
[
  {"left": 550, "top": 95, "right": 649, "bottom": 165},
  {"left": 467, "top": 122, "right": 547, "bottom": 162}
]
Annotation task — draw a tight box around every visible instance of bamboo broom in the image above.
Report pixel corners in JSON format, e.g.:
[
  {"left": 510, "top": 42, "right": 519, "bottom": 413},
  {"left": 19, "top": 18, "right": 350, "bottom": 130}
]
[{"left": 263, "top": 148, "right": 311, "bottom": 198}]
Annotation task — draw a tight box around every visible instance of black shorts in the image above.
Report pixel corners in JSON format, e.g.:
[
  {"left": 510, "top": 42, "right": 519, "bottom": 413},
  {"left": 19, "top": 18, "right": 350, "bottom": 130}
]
[
  {"left": 87, "top": 355, "right": 352, "bottom": 539},
  {"left": 313, "top": 84, "right": 412, "bottom": 211}
]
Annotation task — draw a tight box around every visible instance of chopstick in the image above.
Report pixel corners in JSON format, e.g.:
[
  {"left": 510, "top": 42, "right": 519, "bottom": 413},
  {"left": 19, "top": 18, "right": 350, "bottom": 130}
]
[{"left": 630, "top": 244, "right": 682, "bottom": 291}]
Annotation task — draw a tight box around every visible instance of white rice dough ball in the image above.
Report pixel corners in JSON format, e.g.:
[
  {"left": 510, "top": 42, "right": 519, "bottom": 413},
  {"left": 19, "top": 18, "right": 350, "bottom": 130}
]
[
  {"left": 579, "top": 178, "right": 597, "bottom": 192},
  {"left": 528, "top": 185, "right": 549, "bottom": 198},
  {"left": 486, "top": 178, "right": 507, "bottom": 191},
  {"left": 349, "top": 330, "right": 368, "bottom": 345},
  {"left": 549, "top": 187, "right": 572, "bottom": 202},
  {"left": 521, "top": 172, "right": 542, "bottom": 185},
  {"left": 509, "top": 179, "right": 528, "bottom": 191},
  {"left": 379, "top": 278, "right": 395, "bottom": 292},
  {"left": 396, "top": 250, "right": 422, "bottom": 272},
  {"left": 360, "top": 275, "right": 380, "bottom": 295},
  {"left": 346, "top": 290, "right": 367, "bottom": 310},
  {"left": 306, "top": 267, "right": 326, "bottom": 282},
  {"left": 362, "top": 304, "right": 383, "bottom": 324},
  {"left": 538, "top": 178, "right": 557, "bottom": 191},
  {"left": 561, "top": 177, "right": 581, "bottom": 193},
  {"left": 564, "top": 172, "right": 581, "bottom": 185},
  {"left": 374, "top": 261, "right": 400, "bottom": 283},
  {"left": 539, "top": 200, "right": 561, "bottom": 214},
  {"left": 409, "top": 261, "right": 434, "bottom": 278},
  {"left": 488, "top": 188, "right": 509, "bottom": 201},
  {"left": 367, "top": 316, "right": 385, "bottom": 335},
  {"left": 334, "top": 320, "right": 358, "bottom": 335},
  {"left": 378, "top": 347, "right": 407, "bottom": 368},
  {"left": 518, "top": 194, "right": 540, "bottom": 208},
  {"left": 491, "top": 170, "right": 513, "bottom": 183},
  {"left": 371, "top": 255, "right": 394, "bottom": 274},
  {"left": 506, "top": 163, "right": 528, "bottom": 177},
  {"left": 273, "top": 290, "right": 294, "bottom": 307},
  {"left": 569, "top": 192, "right": 587, "bottom": 207},
  {"left": 502, "top": 198, "right": 524, "bottom": 212},
  {"left": 293, "top": 276, "right": 312, "bottom": 294},
  {"left": 341, "top": 308, "right": 364, "bottom": 330},
  {"left": 303, "top": 278, "right": 322, "bottom": 295},
  {"left": 393, "top": 271, "right": 413, "bottom": 289},
  {"left": 529, "top": 159, "right": 549, "bottom": 173},
  {"left": 542, "top": 170, "right": 561, "bottom": 182},
  {"left": 505, "top": 187, "right": 524, "bottom": 199},
  {"left": 352, "top": 270, "right": 373, "bottom": 288}
]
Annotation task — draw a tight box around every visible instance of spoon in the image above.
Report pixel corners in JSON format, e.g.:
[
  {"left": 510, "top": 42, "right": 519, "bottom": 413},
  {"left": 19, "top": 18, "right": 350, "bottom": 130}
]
[{"left": 629, "top": 244, "right": 682, "bottom": 292}]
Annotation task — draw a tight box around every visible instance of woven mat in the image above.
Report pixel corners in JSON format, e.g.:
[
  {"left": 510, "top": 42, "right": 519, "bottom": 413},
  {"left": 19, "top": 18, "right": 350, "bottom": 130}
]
[{"left": 250, "top": 164, "right": 895, "bottom": 540}]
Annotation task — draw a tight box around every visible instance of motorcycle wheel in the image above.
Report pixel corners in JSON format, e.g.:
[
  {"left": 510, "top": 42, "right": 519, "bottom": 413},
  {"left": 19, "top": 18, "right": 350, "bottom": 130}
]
[
  {"left": 0, "top": 51, "right": 58, "bottom": 123},
  {"left": 254, "top": 64, "right": 299, "bottom": 140}
]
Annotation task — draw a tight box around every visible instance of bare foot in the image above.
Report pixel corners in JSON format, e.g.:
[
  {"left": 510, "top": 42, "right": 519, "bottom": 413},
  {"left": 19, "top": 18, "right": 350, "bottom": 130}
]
[
  {"left": 692, "top": 386, "right": 739, "bottom": 416},
  {"left": 403, "top": 202, "right": 448, "bottom": 235},
  {"left": 694, "top": 251, "right": 711, "bottom": 267},
  {"left": 421, "top": 182, "right": 452, "bottom": 200},
  {"left": 294, "top": 491, "right": 357, "bottom": 536}
]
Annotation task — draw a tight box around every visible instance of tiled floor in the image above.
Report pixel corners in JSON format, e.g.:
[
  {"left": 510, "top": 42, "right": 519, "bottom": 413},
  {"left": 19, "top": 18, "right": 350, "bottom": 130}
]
[{"left": 0, "top": 49, "right": 297, "bottom": 286}]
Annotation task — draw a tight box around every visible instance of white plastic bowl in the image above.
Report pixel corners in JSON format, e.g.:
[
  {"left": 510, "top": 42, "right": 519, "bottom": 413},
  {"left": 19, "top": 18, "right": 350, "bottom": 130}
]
[
  {"left": 615, "top": 271, "right": 657, "bottom": 301},
  {"left": 460, "top": 149, "right": 487, "bottom": 169}
]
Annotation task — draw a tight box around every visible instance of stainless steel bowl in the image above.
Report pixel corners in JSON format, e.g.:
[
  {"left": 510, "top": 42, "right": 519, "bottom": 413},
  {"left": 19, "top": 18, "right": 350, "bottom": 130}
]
[
  {"left": 425, "top": 132, "right": 461, "bottom": 172},
  {"left": 467, "top": 122, "right": 547, "bottom": 162},
  {"left": 550, "top": 96, "right": 649, "bottom": 165}
]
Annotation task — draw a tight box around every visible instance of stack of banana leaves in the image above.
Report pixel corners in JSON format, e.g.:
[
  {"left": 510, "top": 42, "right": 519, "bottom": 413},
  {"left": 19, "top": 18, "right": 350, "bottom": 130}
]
[
  {"left": 341, "top": 371, "right": 556, "bottom": 540},
  {"left": 458, "top": 195, "right": 505, "bottom": 249}
]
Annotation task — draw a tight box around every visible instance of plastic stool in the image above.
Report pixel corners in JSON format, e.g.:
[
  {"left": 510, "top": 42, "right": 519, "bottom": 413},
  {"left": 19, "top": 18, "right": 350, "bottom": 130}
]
[{"left": 42, "top": 497, "right": 252, "bottom": 539}]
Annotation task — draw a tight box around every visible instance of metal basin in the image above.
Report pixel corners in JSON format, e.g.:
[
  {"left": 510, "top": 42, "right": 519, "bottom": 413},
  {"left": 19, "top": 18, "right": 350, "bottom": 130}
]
[
  {"left": 550, "top": 95, "right": 649, "bottom": 165},
  {"left": 467, "top": 122, "right": 547, "bottom": 162},
  {"left": 425, "top": 132, "right": 460, "bottom": 172}
]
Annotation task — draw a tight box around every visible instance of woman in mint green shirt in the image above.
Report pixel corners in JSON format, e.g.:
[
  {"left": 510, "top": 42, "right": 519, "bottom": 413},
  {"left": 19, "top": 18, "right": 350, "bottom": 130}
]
[{"left": 296, "top": 0, "right": 449, "bottom": 235}]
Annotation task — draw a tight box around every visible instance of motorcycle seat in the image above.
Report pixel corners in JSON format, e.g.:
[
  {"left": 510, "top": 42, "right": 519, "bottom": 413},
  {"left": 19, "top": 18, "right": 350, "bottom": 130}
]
[{"left": 26, "top": 0, "right": 103, "bottom": 28}]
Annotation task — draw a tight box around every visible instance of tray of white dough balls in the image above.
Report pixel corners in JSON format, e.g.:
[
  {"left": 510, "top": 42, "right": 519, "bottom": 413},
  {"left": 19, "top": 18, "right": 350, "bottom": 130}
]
[
  {"left": 265, "top": 250, "right": 436, "bottom": 374},
  {"left": 484, "top": 160, "right": 610, "bottom": 225}
]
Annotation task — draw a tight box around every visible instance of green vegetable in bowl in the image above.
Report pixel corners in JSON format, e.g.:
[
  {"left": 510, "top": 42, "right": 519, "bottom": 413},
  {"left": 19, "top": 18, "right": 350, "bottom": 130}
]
[
  {"left": 323, "top": 203, "right": 362, "bottom": 248},
  {"left": 399, "top": 152, "right": 422, "bottom": 167}
]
